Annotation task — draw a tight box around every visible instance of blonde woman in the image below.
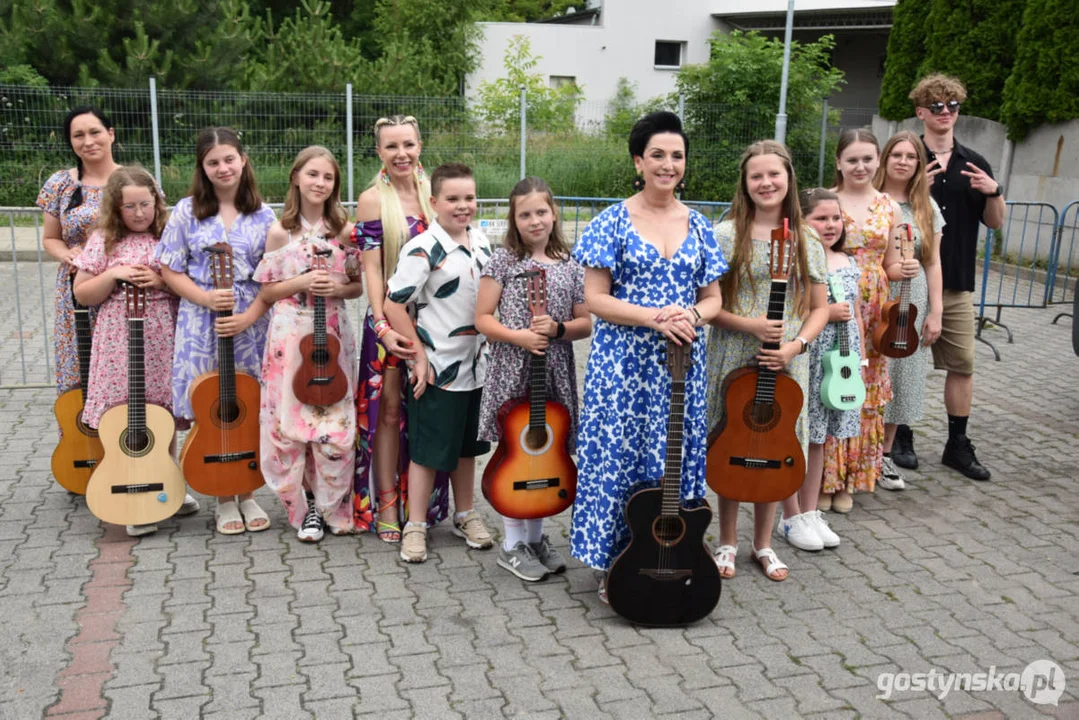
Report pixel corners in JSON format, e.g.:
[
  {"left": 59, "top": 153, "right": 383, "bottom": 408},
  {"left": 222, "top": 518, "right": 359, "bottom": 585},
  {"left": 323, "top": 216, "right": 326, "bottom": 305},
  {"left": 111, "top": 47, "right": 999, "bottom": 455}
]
[{"left": 352, "top": 115, "right": 449, "bottom": 541}]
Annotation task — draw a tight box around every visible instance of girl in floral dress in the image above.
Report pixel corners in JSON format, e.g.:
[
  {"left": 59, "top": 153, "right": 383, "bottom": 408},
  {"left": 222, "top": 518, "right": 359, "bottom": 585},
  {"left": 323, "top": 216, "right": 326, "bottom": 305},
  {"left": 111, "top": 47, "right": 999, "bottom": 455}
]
[
  {"left": 72, "top": 166, "right": 196, "bottom": 536},
  {"left": 823, "top": 130, "right": 916, "bottom": 513},
  {"left": 475, "top": 177, "right": 591, "bottom": 582},
  {"left": 38, "top": 106, "right": 121, "bottom": 396},
  {"left": 352, "top": 115, "right": 450, "bottom": 541},
  {"left": 705, "top": 141, "right": 830, "bottom": 582},
  {"left": 256, "top": 147, "right": 363, "bottom": 542},
  {"left": 157, "top": 127, "right": 276, "bottom": 534}
]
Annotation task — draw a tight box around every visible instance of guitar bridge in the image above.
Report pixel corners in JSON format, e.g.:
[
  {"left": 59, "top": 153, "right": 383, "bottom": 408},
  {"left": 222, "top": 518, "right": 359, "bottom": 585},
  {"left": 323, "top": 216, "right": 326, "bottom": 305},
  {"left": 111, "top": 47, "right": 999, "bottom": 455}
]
[
  {"left": 638, "top": 568, "right": 693, "bottom": 581},
  {"left": 73, "top": 459, "right": 98, "bottom": 469},
  {"left": 308, "top": 376, "right": 335, "bottom": 386},
  {"left": 512, "top": 478, "right": 560, "bottom": 491},
  {"left": 840, "top": 395, "right": 857, "bottom": 403},
  {"left": 204, "top": 451, "right": 257, "bottom": 464},
  {"left": 110, "top": 483, "right": 165, "bottom": 494},
  {"left": 730, "top": 457, "right": 784, "bottom": 469}
]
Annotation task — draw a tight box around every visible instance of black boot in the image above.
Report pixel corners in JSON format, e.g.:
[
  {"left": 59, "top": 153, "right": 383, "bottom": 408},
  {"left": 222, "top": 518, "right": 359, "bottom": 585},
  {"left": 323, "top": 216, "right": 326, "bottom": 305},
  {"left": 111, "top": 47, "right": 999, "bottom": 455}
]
[
  {"left": 942, "top": 435, "right": 991, "bottom": 481},
  {"left": 891, "top": 424, "right": 918, "bottom": 469}
]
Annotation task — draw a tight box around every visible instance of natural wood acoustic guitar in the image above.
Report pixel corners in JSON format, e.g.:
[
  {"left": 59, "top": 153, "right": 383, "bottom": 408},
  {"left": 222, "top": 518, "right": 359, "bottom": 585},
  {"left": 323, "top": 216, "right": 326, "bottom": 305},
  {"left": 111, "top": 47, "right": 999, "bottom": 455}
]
[
  {"left": 180, "top": 243, "right": 264, "bottom": 496},
  {"left": 481, "top": 269, "right": 577, "bottom": 519},
  {"left": 606, "top": 341, "right": 721, "bottom": 626},
  {"left": 52, "top": 277, "right": 104, "bottom": 494},
  {"left": 86, "top": 283, "right": 187, "bottom": 526},
  {"left": 706, "top": 219, "right": 807, "bottom": 503}
]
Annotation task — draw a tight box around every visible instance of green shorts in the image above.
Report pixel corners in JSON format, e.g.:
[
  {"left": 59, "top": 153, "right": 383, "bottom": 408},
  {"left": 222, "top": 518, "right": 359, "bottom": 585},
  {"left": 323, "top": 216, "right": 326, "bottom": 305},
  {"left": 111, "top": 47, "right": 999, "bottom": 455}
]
[{"left": 407, "top": 385, "right": 490, "bottom": 473}]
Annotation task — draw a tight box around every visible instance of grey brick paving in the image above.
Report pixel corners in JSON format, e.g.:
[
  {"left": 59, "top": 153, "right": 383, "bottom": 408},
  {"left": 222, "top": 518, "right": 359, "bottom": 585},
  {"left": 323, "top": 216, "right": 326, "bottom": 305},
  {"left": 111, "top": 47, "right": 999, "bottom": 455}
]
[{"left": 1, "top": 265, "right": 1078, "bottom": 719}]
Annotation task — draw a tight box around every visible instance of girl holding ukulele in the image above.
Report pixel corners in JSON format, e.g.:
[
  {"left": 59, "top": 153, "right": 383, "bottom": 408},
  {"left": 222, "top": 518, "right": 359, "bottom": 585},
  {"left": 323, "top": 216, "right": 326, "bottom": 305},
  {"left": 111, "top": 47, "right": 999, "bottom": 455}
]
[
  {"left": 255, "top": 146, "right": 363, "bottom": 542},
  {"left": 474, "top": 177, "right": 591, "bottom": 582},
  {"left": 705, "top": 141, "right": 829, "bottom": 581},
  {"left": 72, "top": 166, "right": 193, "bottom": 536}
]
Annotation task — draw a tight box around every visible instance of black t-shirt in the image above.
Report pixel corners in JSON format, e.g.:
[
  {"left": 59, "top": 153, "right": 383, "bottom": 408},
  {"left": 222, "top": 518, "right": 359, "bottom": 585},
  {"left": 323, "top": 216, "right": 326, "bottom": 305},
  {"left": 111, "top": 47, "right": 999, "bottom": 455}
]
[{"left": 923, "top": 136, "right": 995, "bottom": 292}]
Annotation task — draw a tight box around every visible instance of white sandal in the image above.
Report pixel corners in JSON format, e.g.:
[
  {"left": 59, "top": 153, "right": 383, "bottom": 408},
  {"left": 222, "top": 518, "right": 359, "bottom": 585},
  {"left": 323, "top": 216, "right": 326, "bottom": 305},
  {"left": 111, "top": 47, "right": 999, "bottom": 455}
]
[
  {"left": 238, "top": 498, "right": 271, "bottom": 532},
  {"left": 215, "top": 499, "right": 246, "bottom": 535},
  {"left": 713, "top": 544, "right": 738, "bottom": 578},
  {"left": 751, "top": 544, "right": 788, "bottom": 582}
]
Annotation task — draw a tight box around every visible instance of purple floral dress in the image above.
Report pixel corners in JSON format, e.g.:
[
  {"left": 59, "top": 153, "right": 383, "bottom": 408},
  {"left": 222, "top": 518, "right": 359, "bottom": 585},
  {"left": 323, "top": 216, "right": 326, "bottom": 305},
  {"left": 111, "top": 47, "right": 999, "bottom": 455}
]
[
  {"left": 155, "top": 197, "right": 276, "bottom": 421},
  {"left": 352, "top": 217, "right": 450, "bottom": 530},
  {"left": 36, "top": 170, "right": 104, "bottom": 394},
  {"left": 477, "top": 249, "right": 585, "bottom": 451}
]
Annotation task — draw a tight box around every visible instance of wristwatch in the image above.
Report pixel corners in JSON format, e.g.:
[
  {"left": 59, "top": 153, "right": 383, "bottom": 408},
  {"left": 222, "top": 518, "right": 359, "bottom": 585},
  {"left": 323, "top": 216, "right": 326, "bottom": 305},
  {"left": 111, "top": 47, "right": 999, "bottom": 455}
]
[
  {"left": 795, "top": 336, "right": 809, "bottom": 354},
  {"left": 987, "top": 184, "right": 1003, "bottom": 197},
  {"left": 555, "top": 321, "right": 566, "bottom": 339}
]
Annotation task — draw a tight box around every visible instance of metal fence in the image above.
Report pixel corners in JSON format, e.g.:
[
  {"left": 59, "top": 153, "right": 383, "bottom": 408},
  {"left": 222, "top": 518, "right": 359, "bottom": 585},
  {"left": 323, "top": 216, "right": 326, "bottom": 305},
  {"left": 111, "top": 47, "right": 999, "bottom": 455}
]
[{"left": 1, "top": 82, "right": 876, "bottom": 207}]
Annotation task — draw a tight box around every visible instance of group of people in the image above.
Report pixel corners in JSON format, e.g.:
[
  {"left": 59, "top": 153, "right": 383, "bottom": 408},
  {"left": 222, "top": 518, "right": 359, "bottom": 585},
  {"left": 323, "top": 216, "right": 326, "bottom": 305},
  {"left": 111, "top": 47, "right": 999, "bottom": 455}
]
[{"left": 40, "top": 72, "right": 1003, "bottom": 600}]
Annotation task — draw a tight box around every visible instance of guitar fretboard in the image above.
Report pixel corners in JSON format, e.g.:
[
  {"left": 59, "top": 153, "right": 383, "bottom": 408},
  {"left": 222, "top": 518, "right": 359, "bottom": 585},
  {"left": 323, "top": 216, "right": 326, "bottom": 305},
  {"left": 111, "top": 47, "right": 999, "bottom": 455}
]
[
  {"left": 127, "top": 316, "right": 145, "bottom": 441},
  {"left": 529, "top": 351, "right": 547, "bottom": 432},
  {"left": 75, "top": 308, "right": 92, "bottom": 405},
  {"left": 660, "top": 378, "right": 686, "bottom": 518},
  {"left": 217, "top": 307, "right": 236, "bottom": 412},
  {"left": 754, "top": 278, "right": 787, "bottom": 405}
]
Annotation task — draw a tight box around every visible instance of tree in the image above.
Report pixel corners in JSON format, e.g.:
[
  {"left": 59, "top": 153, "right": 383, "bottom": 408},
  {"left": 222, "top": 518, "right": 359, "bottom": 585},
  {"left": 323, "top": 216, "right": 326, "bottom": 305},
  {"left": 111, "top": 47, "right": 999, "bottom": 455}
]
[
  {"left": 877, "top": 0, "right": 931, "bottom": 120},
  {"left": 1000, "top": 0, "right": 1079, "bottom": 139},
  {"left": 475, "top": 35, "right": 583, "bottom": 134},
  {"left": 676, "top": 30, "right": 844, "bottom": 201}
]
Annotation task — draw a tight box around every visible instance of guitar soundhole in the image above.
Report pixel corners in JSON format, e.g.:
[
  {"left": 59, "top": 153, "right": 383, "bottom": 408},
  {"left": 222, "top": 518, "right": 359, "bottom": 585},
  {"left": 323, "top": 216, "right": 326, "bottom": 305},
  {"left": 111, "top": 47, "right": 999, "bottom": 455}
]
[
  {"left": 311, "top": 348, "right": 330, "bottom": 366},
  {"left": 121, "top": 428, "right": 155, "bottom": 458},
  {"left": 524, "top": 427, "right": 548, "bottom": 451},
  {"left": 212, "top": 399, "right": 246, "bottom": 428},
  {"left": 75, "top": 411, "right": 100, "bottom": 438},
  {"left": 651, "top": 516, "right": 686, "bottom": 547},
  {"left": 840, "top": 367, "right": 851, "bottom": 380},
  {"left": 744, "top": 402, "right": 780, "bottom": 432}
]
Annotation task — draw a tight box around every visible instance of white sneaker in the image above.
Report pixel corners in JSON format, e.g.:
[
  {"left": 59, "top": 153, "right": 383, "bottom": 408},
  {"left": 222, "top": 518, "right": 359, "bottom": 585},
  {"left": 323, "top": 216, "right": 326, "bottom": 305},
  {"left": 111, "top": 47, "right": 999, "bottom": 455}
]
[
  {"left": 879, "top": 456, "right": 906, "bottom": 491},
  {"left": 778, "top": 512, "right": 824, "bottom": 551},
  {"left": 811, "top": 510, "right": 840, "bottom": 548}
]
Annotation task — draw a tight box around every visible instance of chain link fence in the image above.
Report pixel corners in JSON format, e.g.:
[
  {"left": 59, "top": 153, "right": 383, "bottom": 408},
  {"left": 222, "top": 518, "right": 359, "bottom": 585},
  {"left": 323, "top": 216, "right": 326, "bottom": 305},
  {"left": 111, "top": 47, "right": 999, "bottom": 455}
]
[{"left": 2, "top": 82, "right": 876, "bottom": 206}]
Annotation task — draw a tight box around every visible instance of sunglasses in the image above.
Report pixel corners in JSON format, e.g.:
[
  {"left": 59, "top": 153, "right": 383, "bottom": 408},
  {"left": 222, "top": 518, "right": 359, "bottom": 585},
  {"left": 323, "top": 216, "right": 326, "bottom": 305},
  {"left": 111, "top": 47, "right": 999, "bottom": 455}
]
[{"left": 927, "top": 100, "right": 961, "bottom": 115}]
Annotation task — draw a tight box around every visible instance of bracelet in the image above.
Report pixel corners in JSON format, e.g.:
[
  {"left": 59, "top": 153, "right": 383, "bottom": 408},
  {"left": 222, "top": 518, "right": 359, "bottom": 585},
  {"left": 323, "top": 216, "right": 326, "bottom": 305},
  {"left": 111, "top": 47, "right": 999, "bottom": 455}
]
[
  {"left": 690, "top": 305, "right": 703, "bottom": 326},
  {"left": 374, "top": 319, "right": 392, "bottom": 339},
  {"left": 860, "top": 358, "right": 870, "bottom": 367},
  {"left": 796, "top": 336, "right": 809, "bottom": 354},
  {"left": 555, "top": 321, "right": 566, "bottom": 339}
]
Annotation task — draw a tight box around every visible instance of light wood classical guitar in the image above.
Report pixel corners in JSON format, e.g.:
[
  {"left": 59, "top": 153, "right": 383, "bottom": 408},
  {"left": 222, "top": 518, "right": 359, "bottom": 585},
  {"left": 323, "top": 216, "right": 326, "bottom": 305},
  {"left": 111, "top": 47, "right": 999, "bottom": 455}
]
[
  {"left": 606, "top": 341, "right": 721, "bottom": 626},
  {"left": 707, "top": 219, "right": 806, "bottom": 504},
  {"left": 52, "top": 277, "right": 103, "bottom": 494},
  {"left": 86, "top": 283, "right": 186, "bottom": 526},
  {"left": 874, "top": 223, "right": 919, "bottom": 358},
  {"left": 482, "top": 269, "right": 577, "bottom": 519},
  {"left": 180, "top": 244, "right": 264, "bottom": 496}
]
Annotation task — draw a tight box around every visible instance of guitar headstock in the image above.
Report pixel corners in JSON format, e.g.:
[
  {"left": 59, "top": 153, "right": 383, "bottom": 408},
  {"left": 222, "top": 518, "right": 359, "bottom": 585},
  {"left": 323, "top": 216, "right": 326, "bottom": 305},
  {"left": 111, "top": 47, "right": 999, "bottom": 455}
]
[
  {"left": 207, "top": 243, "right": 234, "bottom": 291},
  {"left": 769, "top": 218, "right": 795, "bottom": 281},
  {"left": 666, "top": 340, "right": 692, "bottom": 382},
  {"left": 122, "top": 281, "right": 146, "bottom": 320},
  {"left": 313, "top": 248, "right": 332, "bottom": 272},
  {"left": 828, "top": 275, "right": 846, "bottom": 305},
  {"left": 893, "top": 223, "right": 914, "bottom": 261},
  {"left": 524, "top": 269, "right": 548, "bottom": 317}
]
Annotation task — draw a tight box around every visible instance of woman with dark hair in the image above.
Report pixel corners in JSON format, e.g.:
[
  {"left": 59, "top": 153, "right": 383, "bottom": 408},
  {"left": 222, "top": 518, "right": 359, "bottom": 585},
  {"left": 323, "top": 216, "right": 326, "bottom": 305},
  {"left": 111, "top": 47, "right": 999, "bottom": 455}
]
[
  {"left": 156, "top": 127, "right": 276, "bottom": 535},
  {"left": 569, "top": 111, "right": 727, "bottom": 602},
  {"left": 37, "top": 106, "right": 121, "bottom": 396}
]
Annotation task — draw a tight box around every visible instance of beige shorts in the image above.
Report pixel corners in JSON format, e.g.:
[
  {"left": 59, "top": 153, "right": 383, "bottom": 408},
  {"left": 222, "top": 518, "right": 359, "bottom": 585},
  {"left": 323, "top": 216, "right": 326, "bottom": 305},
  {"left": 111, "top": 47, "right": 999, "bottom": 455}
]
[{"left": 931, "top": 289, "right": 976, "bottom": 375}]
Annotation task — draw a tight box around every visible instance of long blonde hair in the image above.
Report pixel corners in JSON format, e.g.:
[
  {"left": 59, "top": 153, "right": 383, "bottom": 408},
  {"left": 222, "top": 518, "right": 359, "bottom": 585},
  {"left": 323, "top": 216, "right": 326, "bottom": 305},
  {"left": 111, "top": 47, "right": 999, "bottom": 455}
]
[
  {"left": 97, "top": 165, "right": 168, "bottom": 257},
  {"left": 372, "top": 115, "right": 434, "bottom": 281},
  {"left": 721, "top": 140, "right": 813, "bottom": 319},
  {"left": 874, "top": 131, "right": 937, "bottom": 264},
  {"left": 281, "top": 146, "right": 348, "bottom": 238}
]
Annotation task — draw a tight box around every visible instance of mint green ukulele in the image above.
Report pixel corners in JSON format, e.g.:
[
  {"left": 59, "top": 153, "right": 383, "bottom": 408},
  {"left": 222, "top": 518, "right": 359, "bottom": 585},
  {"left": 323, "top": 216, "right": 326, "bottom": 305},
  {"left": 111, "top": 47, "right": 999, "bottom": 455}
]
[{"left": 820, "top": 275, "right": 866, "bottom": 411}]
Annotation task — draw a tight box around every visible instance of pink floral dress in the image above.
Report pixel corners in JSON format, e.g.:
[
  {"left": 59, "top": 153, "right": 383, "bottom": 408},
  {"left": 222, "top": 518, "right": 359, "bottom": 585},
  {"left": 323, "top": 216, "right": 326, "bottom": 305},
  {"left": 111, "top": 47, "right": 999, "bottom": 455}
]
[
  {"left": 254, "top": 225, "right": 361, "bottom": 534},
  {"left": 71, "top": 231, "right": 179, "bottom": 428},
  {"left": 823, "top": 193, "right": 894, "bottom": 495}
]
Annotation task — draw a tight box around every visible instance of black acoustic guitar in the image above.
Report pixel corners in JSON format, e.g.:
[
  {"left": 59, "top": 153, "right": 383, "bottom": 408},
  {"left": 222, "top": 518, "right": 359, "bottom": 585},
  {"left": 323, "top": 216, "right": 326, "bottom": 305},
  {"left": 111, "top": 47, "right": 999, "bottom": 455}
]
[{"left": 606, "top": 341, "right": 721, "bottom": 626}]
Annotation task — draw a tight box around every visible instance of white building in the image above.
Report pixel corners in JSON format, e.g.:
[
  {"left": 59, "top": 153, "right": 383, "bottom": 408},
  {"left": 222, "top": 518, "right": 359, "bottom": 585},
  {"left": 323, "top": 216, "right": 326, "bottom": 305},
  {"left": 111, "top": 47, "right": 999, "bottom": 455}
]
[{"left": 468, "top": 0, "right": 895, "bottom": 127}]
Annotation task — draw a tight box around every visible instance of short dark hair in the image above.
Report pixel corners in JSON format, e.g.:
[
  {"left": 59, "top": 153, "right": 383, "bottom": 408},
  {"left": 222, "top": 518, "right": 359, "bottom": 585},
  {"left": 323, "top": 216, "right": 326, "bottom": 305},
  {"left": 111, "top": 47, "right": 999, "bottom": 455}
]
[
  {"left": 431, "top": 162, "right": 474, "bottom": 197},
  {"left": 628, "top": 111, "right": 688, "bottom": 161}
]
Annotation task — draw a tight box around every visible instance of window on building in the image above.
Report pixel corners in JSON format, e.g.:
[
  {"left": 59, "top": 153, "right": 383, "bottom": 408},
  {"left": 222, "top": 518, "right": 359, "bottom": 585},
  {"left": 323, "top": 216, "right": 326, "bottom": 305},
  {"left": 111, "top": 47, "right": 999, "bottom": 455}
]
[
  {"left": 654, "top": 41, "right": 684, "bottom": 68},
  {"left": 549, "top": 75, "right": 577, "bottom": 90}
]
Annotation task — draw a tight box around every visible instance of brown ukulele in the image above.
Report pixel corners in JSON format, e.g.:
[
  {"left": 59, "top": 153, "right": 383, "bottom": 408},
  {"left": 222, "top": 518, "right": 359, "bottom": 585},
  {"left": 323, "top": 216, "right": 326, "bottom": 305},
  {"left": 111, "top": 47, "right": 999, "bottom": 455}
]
[
  {"left": 52, "top": 277, "right": 104, "bottom": 494},
  {"left": 706, "top": 219, "right": 806, "bottom": 503},
  {"left": 874, "top": 222, "right": 919, "bottom": 358},
  {"left": 293, "top": 248, "right": 348, "bottom": 406},
  {"left": 180, "top": 244, "right": 265, "bottom": 496},
  {"left": 86, "top": 283, "right": 187, "bottom": 526},
  {"left": 481, "top": 269, "right": 577, "bottom": 519}
]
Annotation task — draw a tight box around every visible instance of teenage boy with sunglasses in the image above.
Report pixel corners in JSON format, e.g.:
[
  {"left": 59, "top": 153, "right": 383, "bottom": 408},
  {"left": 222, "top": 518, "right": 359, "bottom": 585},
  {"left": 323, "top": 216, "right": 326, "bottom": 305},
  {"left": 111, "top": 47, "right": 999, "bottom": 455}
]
[{"left": 897, "top": 73, "right": 1005, "bottom": 481}]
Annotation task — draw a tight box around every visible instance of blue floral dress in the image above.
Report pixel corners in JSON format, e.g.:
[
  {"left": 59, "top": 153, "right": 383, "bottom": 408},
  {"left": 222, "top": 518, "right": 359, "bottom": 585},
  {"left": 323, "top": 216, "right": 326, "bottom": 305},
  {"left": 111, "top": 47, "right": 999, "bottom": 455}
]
[{"left": 570, "top": 203, "right": 727, "bottom": 571}]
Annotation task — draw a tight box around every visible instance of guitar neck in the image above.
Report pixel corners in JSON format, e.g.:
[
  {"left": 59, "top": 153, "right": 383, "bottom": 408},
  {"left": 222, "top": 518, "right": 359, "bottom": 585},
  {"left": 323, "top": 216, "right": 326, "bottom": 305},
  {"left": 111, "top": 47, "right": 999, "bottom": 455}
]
[
  {"left": 75, "top": 308, "right": 92, "bottom": 404},
  {"left": 755, "top": 278, "right": 787, "bottom": 399},
  {"left": 897, "top": 277, "right": 912, "bottom": 319},
  {"left": 127, "top": 316, "right": 146, "bottom": 438},
  {"left": 313, "top": 295, "right": 327, "bottom": 349},
  {"left": 529, "top": 351, "right": 547, "bottom": 432},
  {"left": 660, "top": 377, "right": 686, "bottom": 518},
  {"left": 217, "top": 308, "right": 236, "bottom": 408}
]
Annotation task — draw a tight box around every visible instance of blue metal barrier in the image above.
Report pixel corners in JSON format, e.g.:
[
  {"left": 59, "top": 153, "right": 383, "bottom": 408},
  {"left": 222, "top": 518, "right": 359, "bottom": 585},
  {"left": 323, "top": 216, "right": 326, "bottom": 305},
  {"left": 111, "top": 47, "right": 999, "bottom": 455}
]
[
  {"left": 976, "top": 202, "right": 1060, "bottom": 360},
  {"left": 1049, "top": 200, "right": 1079, "bottom": 326}
]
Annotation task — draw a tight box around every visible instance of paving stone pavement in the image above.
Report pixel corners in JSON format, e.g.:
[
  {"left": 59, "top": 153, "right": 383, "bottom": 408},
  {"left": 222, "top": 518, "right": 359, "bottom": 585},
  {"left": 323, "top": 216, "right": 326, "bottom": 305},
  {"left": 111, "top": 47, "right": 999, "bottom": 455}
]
[{"left": 1, "top": 262, "right": 1077, "bottom": 718}]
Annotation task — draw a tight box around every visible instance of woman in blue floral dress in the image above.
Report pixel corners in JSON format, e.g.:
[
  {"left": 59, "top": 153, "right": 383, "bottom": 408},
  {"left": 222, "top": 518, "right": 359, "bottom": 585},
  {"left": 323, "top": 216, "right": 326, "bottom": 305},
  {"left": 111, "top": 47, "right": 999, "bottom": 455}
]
[{"left": 570, "top": 112, "right": 727, "bottom": 602}]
